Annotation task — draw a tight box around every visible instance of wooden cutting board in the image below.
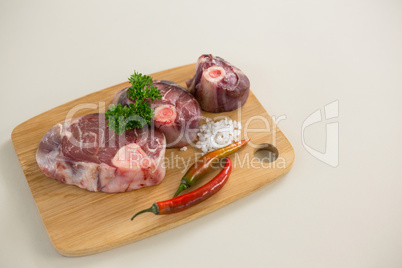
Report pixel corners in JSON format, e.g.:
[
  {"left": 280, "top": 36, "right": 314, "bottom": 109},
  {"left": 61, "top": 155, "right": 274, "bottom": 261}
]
[{"left": 11, "top": 63, "right": 295, "bottom": 256}]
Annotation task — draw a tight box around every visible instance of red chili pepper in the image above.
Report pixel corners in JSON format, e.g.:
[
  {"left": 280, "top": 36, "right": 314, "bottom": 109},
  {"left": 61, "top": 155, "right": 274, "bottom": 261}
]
[
  {"left": 173, "top": 138, "right": 250, "bottom": 197},
  {"left": 131, "top": 157, "right": 232, "bottom": 221}
]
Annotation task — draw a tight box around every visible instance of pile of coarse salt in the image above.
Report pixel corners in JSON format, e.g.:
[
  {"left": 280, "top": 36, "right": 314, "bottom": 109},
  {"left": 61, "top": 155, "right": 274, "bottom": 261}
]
[{"left": 195, "top": 118, "right": 242, "bottom": 154}]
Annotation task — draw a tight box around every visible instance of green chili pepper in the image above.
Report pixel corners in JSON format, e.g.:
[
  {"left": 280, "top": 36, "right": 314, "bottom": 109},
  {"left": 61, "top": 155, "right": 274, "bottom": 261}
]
[{"left": 173, "top": 138, "right": 250, "bottom": 197}]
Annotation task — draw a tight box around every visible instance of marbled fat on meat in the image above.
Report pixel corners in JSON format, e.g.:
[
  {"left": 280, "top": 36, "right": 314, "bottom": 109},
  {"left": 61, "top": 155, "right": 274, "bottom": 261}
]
[
  {"left": 113, "top": 80, "right": 201, "bottom": 148},
  {"left": 36, "top": 113, "right": 166, "bottom": 193},
  {"left": 186, "top": 54, "right": 250, "bottom": 113}
]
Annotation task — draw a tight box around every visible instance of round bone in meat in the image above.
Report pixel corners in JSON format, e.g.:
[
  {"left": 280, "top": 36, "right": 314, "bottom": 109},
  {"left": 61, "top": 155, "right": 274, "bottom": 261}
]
[
  {"left": 36, "top": 113, "right": 166, "bottom": 193},
  {"left": 186, "top": 54, "right": 250, "bottom": 113},
  {"left": 112, "top": 80, "right": 201, "bottom": 148}
]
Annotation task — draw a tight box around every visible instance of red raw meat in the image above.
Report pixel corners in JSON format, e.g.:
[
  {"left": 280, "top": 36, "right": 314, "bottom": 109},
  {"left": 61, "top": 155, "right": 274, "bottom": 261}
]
[
  {"left": 186, "top": 54, "right": 250, "bottom": 113},
  {"left": 36, "top": 113, "right": 166, "bottom": 193},
  {"left": 112, "top": 80, "right": 201, "bottom": 148}
]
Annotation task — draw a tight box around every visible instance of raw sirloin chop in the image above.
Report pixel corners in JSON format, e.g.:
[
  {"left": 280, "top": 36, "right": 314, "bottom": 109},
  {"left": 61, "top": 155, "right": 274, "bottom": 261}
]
[{"left": 36, "top": 113, "right": 166, "bottom": 193}]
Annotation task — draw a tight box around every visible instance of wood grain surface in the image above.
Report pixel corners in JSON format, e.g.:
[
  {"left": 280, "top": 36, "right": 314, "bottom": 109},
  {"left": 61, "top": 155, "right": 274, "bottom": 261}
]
[{"left": 11, "top": 63, "right": 295, "bottom": 256}]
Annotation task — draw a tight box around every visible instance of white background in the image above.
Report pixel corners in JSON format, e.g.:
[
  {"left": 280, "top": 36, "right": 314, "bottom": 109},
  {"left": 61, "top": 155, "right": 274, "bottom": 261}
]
[{"left": 1, "top": 0, "right": 402, "bottom": 267}]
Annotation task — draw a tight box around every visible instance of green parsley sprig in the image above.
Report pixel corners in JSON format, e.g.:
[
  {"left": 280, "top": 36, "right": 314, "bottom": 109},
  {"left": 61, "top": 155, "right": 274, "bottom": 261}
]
[
  {"left": 106, "top": 71, "right": 162, "bottom": 134},
  {"left": 127, "top": 72, "right": 162, "bottom": 101}
]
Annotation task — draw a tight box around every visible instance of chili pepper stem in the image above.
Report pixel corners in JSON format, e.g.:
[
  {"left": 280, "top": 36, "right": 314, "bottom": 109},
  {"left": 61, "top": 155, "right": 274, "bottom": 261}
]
[
  {"left": 172, "top": 139, "right": 250, "bottom": 198},
  {"left": 131, "top": 203, "right": 159, "bottom": 221}
]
